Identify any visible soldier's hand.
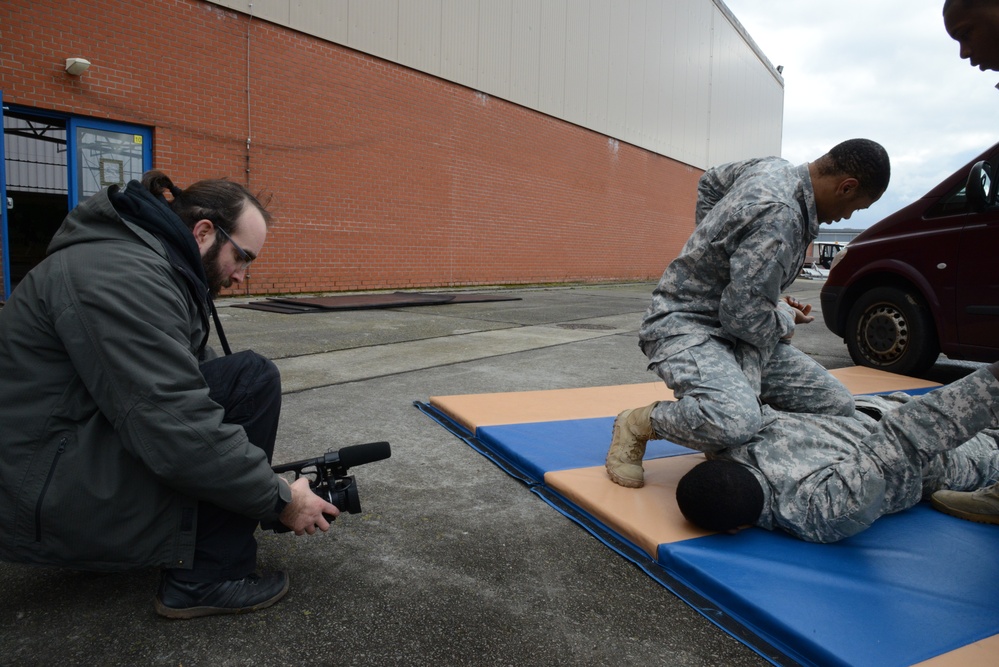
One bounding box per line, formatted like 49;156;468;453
782;296;814;324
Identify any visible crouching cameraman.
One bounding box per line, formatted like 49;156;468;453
0;170;337;619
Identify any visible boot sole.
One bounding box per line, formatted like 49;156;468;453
930;497;999;525
605;464;644;489
154;577;290;620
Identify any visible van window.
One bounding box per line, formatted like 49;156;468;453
925;156;999;219
924;180;969;219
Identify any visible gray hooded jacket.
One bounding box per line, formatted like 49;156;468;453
0;183;287;571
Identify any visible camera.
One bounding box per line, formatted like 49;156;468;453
269;441;391;530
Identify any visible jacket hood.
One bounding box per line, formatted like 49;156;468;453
110;181;208;288
48;182;211;303
47;182;221;356
47;186;134;254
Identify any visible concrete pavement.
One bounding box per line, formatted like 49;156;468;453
0;280;982;666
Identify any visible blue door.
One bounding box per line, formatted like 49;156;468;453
0;92;9;299
0;106;151;298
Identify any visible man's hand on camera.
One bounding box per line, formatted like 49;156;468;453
279;477;340;536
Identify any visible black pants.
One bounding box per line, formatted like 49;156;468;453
169;350;282;583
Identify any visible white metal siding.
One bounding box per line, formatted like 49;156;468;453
536;0;567;119
213;0;782;169
350;0;399;62
561;5;591;129
510;0;541;108
440;0;479;88
399;0;442;74
477;0;513;98
289;0;349;44
706;1;783;166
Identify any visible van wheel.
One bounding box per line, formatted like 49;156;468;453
845;286;939;375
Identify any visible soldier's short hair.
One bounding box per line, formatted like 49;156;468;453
944;0;999;14
816;138;891;200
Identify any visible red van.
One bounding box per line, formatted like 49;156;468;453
820;141;999;375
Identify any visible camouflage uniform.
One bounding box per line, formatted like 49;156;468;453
640;158;853;452
715;368;999;543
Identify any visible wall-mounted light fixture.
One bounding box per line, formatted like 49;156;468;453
65;58;91;76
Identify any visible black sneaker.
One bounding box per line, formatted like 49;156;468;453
154;571;289;619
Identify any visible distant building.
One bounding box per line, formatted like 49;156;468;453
1;0;783;297
816;229;865;245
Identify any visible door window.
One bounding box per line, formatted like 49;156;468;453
74;125;147;201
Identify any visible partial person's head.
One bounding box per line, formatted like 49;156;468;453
943;0;999;71
142;170;272;295
809;139;890;224
675;460;765;532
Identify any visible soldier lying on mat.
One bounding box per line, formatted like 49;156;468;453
671;365;999;543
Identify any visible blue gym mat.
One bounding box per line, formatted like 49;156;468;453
416;368;999;667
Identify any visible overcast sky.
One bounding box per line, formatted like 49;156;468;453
721;0;999;229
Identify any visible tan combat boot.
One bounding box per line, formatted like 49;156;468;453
930;483;999;525
605;402;659;488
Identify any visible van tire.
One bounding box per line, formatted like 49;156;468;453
845;286;939;375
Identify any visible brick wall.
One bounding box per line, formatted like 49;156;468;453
0;0;699;296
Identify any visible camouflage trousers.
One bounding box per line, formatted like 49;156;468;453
859;369;999;515
754;368;999;543
648;334;854;453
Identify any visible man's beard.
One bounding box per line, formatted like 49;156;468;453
201;239;230;298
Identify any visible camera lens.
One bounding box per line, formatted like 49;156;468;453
326;476;361;514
